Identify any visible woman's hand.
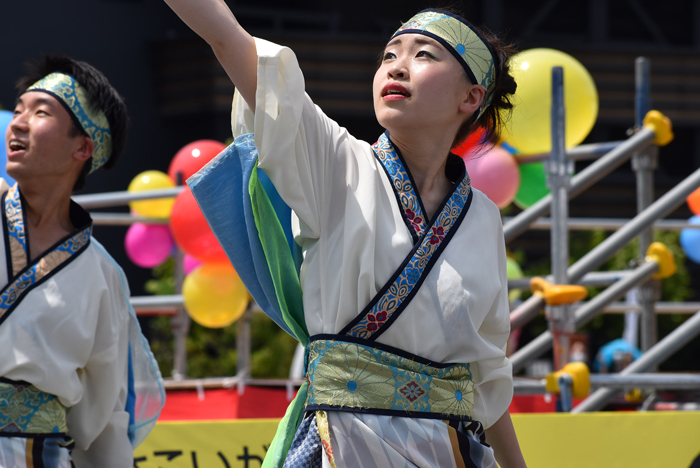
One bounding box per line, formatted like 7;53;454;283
484;409;528;468
163;0;258;107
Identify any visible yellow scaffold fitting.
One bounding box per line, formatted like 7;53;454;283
646;242;677;279
643;110;674;147
545;362;591;399
530;277;588;306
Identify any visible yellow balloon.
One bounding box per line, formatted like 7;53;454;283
128;170;175;218
183;263;249;328
502;48;598;155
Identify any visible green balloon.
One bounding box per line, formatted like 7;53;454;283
514;161;550;209
506;257;524;302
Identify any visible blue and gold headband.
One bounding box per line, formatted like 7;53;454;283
25;72;112;174
392;9;496;120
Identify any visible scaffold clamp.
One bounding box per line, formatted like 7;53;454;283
530;277;588;306
643;110;674;147
545;362;591;400
646;242;676;279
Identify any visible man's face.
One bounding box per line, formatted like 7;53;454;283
5;92;85;183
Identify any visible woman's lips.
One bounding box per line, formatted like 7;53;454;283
382;83;410;100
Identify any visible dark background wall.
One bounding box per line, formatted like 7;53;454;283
1;0;699;296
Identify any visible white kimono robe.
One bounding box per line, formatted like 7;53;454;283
0;183;134;468
233;39;513;467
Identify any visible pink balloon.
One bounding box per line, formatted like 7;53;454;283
125;223;174;268
183;254;203;275
462;145;520;208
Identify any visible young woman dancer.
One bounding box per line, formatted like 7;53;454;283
165;2;526;467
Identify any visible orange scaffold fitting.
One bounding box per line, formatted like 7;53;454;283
545;362;591;399
646;242;676;279
530;277;588;306
643;110;674;147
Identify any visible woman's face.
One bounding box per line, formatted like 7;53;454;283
373;34;483;138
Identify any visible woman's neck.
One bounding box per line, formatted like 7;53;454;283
390;131;455;221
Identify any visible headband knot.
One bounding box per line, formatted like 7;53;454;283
392;9;496;120
25;72;112;174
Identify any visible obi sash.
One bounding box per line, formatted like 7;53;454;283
189;132;473;467
0;378;68;437
305;336;474;420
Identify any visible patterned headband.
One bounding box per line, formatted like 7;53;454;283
392;9;496;120
25;72;112;174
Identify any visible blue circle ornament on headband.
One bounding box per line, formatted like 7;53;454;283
392;9;496;120
25;72;112;174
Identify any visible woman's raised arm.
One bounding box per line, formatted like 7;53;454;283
163;0;258;107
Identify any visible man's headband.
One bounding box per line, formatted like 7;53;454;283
25;72;112;174
392;9;496;120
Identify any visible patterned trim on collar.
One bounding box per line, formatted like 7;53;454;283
0;185;93;326
372;133;429;241
341;150;472;340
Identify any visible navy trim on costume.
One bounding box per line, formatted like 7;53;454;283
393;8;497;88
0;239;90;328
396;29;478;85
0;431;68;439
0;376;31;385
18;190;30;264
24;89;88;138
372;149;420;244
338;172;472;340
304;404;475;422
0;192;93;328
368;188;472;342
309;334;458;368
32;436;45;468
1;191;12;281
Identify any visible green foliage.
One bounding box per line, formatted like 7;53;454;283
144;257;298;379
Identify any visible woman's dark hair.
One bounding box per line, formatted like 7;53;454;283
16;55;129;191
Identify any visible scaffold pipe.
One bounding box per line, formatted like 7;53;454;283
510;261;658;374
573;307;700;413
514;374;700;394
504;127;655;243
509;166;700;330
74;187;184;209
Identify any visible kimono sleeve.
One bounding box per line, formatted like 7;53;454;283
232;38;343;240
470;216;514;429
67;267;132;467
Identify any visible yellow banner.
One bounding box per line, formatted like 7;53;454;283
135;412;700;467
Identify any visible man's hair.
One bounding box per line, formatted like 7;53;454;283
16;55;129;191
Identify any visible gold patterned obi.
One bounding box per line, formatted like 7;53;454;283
304;336;475;420
0;378;68;436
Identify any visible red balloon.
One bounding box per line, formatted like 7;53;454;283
169;187;228;263
168;140;226;184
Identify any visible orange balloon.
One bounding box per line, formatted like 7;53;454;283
688;187;700;215
169;187;228;263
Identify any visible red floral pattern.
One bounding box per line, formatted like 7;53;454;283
399;381;426;402
365;311;388;332
430;226;445;244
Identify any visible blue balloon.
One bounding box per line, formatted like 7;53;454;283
0;110;17;186
680;215;700;263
